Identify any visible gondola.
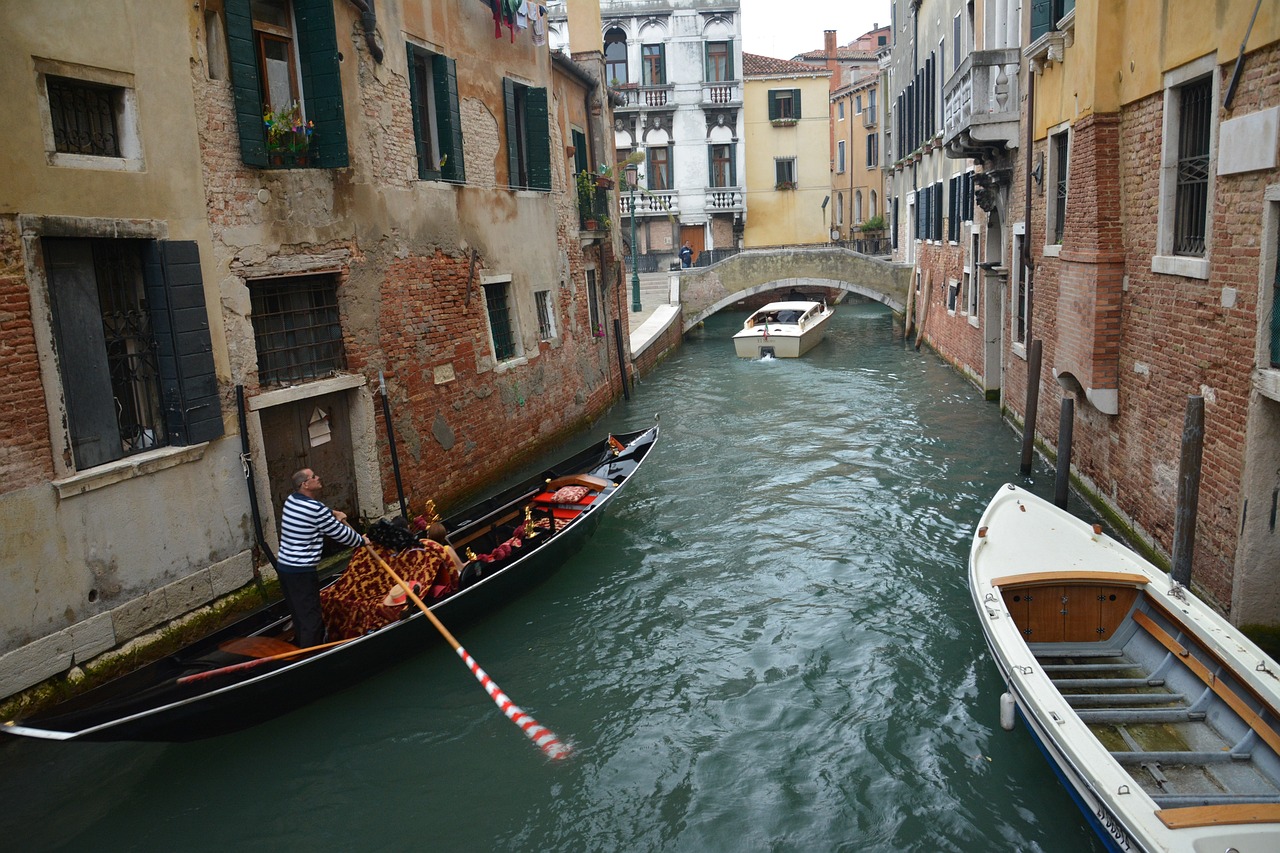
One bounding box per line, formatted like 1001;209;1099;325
970;484;1280;852
3;422;660;742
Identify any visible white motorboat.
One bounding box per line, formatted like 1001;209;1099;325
732;300;832;358
969;484;1280;852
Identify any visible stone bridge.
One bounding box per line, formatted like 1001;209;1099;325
679;247;912;331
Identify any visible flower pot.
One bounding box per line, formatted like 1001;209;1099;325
595;177;614;190
584;219;599;231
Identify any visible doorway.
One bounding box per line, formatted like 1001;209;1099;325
260;391;359;539
680;225;705;265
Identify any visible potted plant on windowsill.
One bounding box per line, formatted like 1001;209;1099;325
263;101;314;166
775;180;796;191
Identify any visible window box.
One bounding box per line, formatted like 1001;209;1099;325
770;118;798;128
775;181;796;191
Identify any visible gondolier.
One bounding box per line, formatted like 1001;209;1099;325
278;468;369;647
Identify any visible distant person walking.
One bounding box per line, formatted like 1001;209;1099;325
679;242;692;268
277;468;368;647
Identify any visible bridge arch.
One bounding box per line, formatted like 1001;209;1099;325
677;247;912;332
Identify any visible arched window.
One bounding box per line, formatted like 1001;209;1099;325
836;192;844;225
855;190;863;223
870;190;878;218
604;29;628;85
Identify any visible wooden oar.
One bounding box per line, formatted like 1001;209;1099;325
177;638;351;685
219;636;301;658
363;544;571;761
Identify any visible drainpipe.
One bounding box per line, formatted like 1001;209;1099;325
348;0;384;64
235;385;278;579
1022;62;1035;342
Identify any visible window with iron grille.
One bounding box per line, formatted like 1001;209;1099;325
250;275;346;385
46;76;122;157
1174;77;1211;256
535;289;556;340
586;269;601;337
483;281;517;361
1052;131;1069;244
775;158;796;189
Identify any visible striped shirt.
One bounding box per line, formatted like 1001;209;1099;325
277;492;363;572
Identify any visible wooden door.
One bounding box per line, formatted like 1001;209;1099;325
680;225;705;264
261;392;358;539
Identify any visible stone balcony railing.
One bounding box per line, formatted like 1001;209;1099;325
942;48;1021;161
615;84;675;109
705;187;744;212
700;81;742;107
621;188;679;217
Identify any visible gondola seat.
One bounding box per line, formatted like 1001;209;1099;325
321;542;456;640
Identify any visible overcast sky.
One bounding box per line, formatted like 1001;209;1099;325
739;0;891;61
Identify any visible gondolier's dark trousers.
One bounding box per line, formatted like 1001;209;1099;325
277;568;325;648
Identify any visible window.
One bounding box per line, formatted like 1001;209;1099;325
535;290;556;340
837;193;845;225
948;278;960;311
1031;0;1076;42
838;101;845;120
1050;130;1069;244
768;89;800;122
855;94;863;114
224;0;348;168
648;146;671;191
250;274;346;386
46;77;122;157
1013;230;1032;345
855;191;863;223
408;45;465;182
775;158;796;189
1173;78;1211;256
967;231;981;316
503;78;551;191
953;13;963;71
642;44;666;86
605;29;628;84
586;269;602;337
1155;58;1217;277
709;143;735;187
705;41;732;82
870;190;878;218
41;237;221;471
866;134;879;168
483;280;518;361
837;140;846;173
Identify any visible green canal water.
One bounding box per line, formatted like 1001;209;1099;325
1;301;1106;851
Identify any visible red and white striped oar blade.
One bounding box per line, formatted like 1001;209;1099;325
456;647;571;760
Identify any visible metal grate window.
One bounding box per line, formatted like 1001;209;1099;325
484;281;517;361
1174;77;1211;256
47;76;121;157
535;289;556;340
250;275;346;385
96;241;166;453
1053;133;1069;244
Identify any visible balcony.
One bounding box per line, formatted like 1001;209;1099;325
942;48;1021;162
705;187;744;213
861;105;877;128
614;84;675;110
700;81;742;107
621;188;679;218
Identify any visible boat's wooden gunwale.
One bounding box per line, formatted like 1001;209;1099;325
990;570;1151;589
1155;802;1280;829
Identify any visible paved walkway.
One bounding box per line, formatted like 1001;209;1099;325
625;271;681;359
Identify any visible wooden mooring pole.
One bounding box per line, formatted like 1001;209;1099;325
613;318;631;401
1171;395;1205;587
1020;340;1043;476
1054;396;1074;508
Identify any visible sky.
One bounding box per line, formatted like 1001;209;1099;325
739;0;891;61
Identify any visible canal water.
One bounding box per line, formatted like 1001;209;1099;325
2;301;1106;852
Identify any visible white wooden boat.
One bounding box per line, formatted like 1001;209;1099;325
969;484;1280;852
732;300;832;358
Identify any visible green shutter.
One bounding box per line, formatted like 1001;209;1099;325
503;78;519;188
768;91;779;121
1031;0;1054;41
730;143;737;186
434;54;465;182
142;241;223;446
706;145;713;185
406;45;431;180
572;129;589;177
793;88;802;119
704;42;711;81
526;87;551;191
294;0;348;168
726;40;735;81
224;0;268;167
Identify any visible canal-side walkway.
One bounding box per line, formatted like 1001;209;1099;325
627;271;681;362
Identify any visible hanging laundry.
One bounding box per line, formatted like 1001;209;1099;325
531;4;547;46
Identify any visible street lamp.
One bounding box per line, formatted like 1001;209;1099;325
626;162;641;312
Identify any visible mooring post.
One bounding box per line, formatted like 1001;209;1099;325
613;318;631;401
1020;339;1043;476
1171;395;1205;587
1054;396;1074;509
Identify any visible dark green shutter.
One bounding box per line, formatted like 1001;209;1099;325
406;44;432;180
142;241;223;446
572;129;589;177
294;0;348;167
503;78;519;188
793;88;802;119
704;42;711;81
434;54;465;182
224;0;267;167
726;40;735;80
729;143;737;186
1031;0;1054;41
526;87;551;191
706;146;713;185
768;91;779;120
